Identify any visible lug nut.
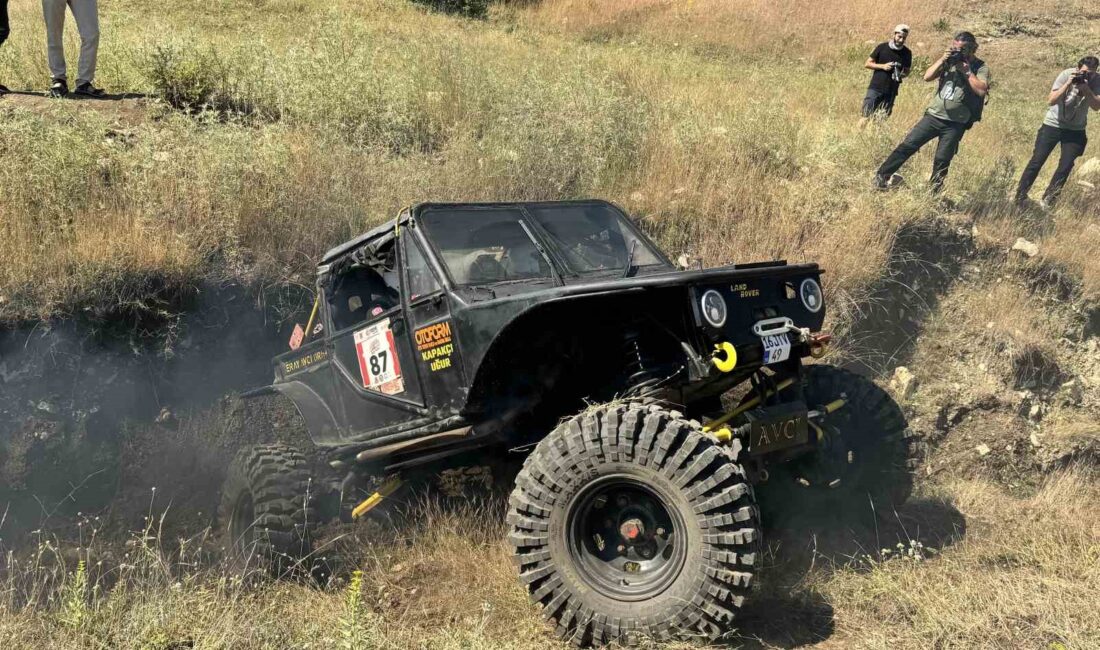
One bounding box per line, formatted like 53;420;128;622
616;495;629;508
655;527;666;537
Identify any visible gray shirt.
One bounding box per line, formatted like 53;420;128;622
1044;68;1100;130
926;60;990;124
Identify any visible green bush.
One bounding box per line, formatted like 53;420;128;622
145;44;225;110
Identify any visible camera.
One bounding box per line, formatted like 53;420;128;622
1071;70;1090;85
944;48;964;66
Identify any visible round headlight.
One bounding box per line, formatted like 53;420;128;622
700;289;727;328
800;278;823;313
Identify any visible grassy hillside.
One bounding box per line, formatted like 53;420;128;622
2;0;1099;648
2;0;1096;324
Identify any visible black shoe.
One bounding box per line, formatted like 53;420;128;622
0;83;10;95
48;79;68;98
74;82;105;97
873;174;889;191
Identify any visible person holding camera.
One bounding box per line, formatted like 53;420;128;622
874;32;990;193
859;24;912;126
1014;57;1100;208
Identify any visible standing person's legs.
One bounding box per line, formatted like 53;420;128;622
1015;125;1060;204
1;0;11;48
1042;130;1087;206
877;114;943;179
42;0;68;82
880;92;897;118
70;0;99;86
860;90;893;128
928;122;966;193
0;0;9;93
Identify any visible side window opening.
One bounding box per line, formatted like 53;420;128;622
404;235;442;302
327;241;402;331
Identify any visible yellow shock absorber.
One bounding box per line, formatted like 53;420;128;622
703;377;796;433
351;476;404;519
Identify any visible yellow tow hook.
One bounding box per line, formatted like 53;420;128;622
712;342;737;373
809;332;832;359
351;476;404;519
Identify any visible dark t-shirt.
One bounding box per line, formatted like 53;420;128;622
867;42;912;95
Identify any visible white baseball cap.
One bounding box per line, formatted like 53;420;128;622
894;24;910;34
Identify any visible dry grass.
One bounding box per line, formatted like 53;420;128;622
1;1;1099;647
818;469;1100;649
2;472;1097;649
3;0;1096;324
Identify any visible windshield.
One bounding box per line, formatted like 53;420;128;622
418;208;553;286
526;204;663;274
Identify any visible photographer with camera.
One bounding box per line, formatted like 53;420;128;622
859;24;912;126
874;32;989;193
1014;56;1100;209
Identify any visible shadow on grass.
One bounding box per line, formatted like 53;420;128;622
2;89;151;101
725;495;967;648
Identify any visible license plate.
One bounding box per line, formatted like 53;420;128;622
761;333;791;365
749;405;809;455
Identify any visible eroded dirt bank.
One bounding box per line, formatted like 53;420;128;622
0;284;310;543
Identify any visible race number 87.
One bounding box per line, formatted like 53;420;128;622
369;350;388;376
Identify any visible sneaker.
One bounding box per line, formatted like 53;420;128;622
873;174;889;191
0;83;9;95
48;79;68;98
74;82;105;97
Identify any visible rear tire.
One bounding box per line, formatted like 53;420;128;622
764;365;920;511
219;443;317;576
508;404;759;646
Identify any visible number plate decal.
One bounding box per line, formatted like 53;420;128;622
760;333;791;365
354;319;405;395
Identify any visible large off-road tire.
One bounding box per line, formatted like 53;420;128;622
219;443;318;576
508;404;760;646
768;365;920;510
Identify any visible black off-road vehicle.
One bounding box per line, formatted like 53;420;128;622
222;200;918;645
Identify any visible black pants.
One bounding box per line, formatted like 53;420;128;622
1015;124;1088;205
877;114;968;192
0;0;10;48
861;88;896;117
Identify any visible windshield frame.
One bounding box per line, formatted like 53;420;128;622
413;201;670;287
521;203;668;277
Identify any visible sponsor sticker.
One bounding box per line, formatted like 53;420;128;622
282;349;327;375
288;323;305;350
354;319;404;394
415;320;455;372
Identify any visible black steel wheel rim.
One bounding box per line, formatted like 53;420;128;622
566;474;687;601
799;410;869;489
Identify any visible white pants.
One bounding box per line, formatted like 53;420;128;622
43;0;99;84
